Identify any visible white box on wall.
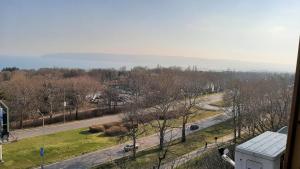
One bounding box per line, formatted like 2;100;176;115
235;131;286;169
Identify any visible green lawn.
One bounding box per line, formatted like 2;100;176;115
209;100;225;107
0;110;220;169
95;119;233;169
0;128;120;169
140;110;221;137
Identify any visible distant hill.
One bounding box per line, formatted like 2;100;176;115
0;53;294;72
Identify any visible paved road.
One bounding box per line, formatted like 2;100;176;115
12;93;223;141
11;114;121;140
196;93;223;111
44;109;230;169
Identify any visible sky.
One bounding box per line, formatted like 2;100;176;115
0;0;299;70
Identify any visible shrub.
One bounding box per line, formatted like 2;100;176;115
103;122;123;129
105;126;128;136
89;125;105;133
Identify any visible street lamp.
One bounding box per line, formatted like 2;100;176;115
63;88;66;123
37;109;44;129
37;109;45;169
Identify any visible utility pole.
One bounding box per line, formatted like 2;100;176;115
37;110;44;169
63;88;66;123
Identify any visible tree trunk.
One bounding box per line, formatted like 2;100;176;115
108;100;111;111
20;111;24;129
132;130;137;159
113;101;116;111
159;129;164;150
237;104;241;138
157;158;162;169
181;117;186;142
50;114;53;124
75;106;79;120
69;108;72;119
50;102;53;123
157;149;168;169
233;104;237;144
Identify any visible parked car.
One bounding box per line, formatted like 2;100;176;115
123;143;139;152
190;124;199;130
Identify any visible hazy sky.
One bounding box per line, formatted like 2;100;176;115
0;0;299;65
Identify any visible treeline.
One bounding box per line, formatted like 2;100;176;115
0;67;220;129
0;67;293;131
90;68;293;168
190;72;294;169
0;71;102;129
224;72;294;142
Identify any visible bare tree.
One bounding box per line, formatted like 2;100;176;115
2;72;38;128
143;72;180;169
122;69;148;159
102;85;120;111
177;76;204;142
146;73;179;151
38;80;61;120
63;76;101;120
122;109;145;159
155;130;176;169
225;74;293;140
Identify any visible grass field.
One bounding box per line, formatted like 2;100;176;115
141;110;221;137
0;128;119;169
209;100;225;107
0;110;220;169
95;119;233;169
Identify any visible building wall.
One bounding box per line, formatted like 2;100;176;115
291;124;300;168
235;151;280;169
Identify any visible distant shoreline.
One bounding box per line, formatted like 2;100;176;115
0;53;294;73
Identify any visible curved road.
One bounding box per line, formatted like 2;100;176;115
12;93;223;141
43;94;229;169
44;113;230;169
7;93;225;169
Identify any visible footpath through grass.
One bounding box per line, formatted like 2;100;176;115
95;119;233;169
0;110;219;169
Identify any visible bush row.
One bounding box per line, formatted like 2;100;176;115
89;121;129;136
